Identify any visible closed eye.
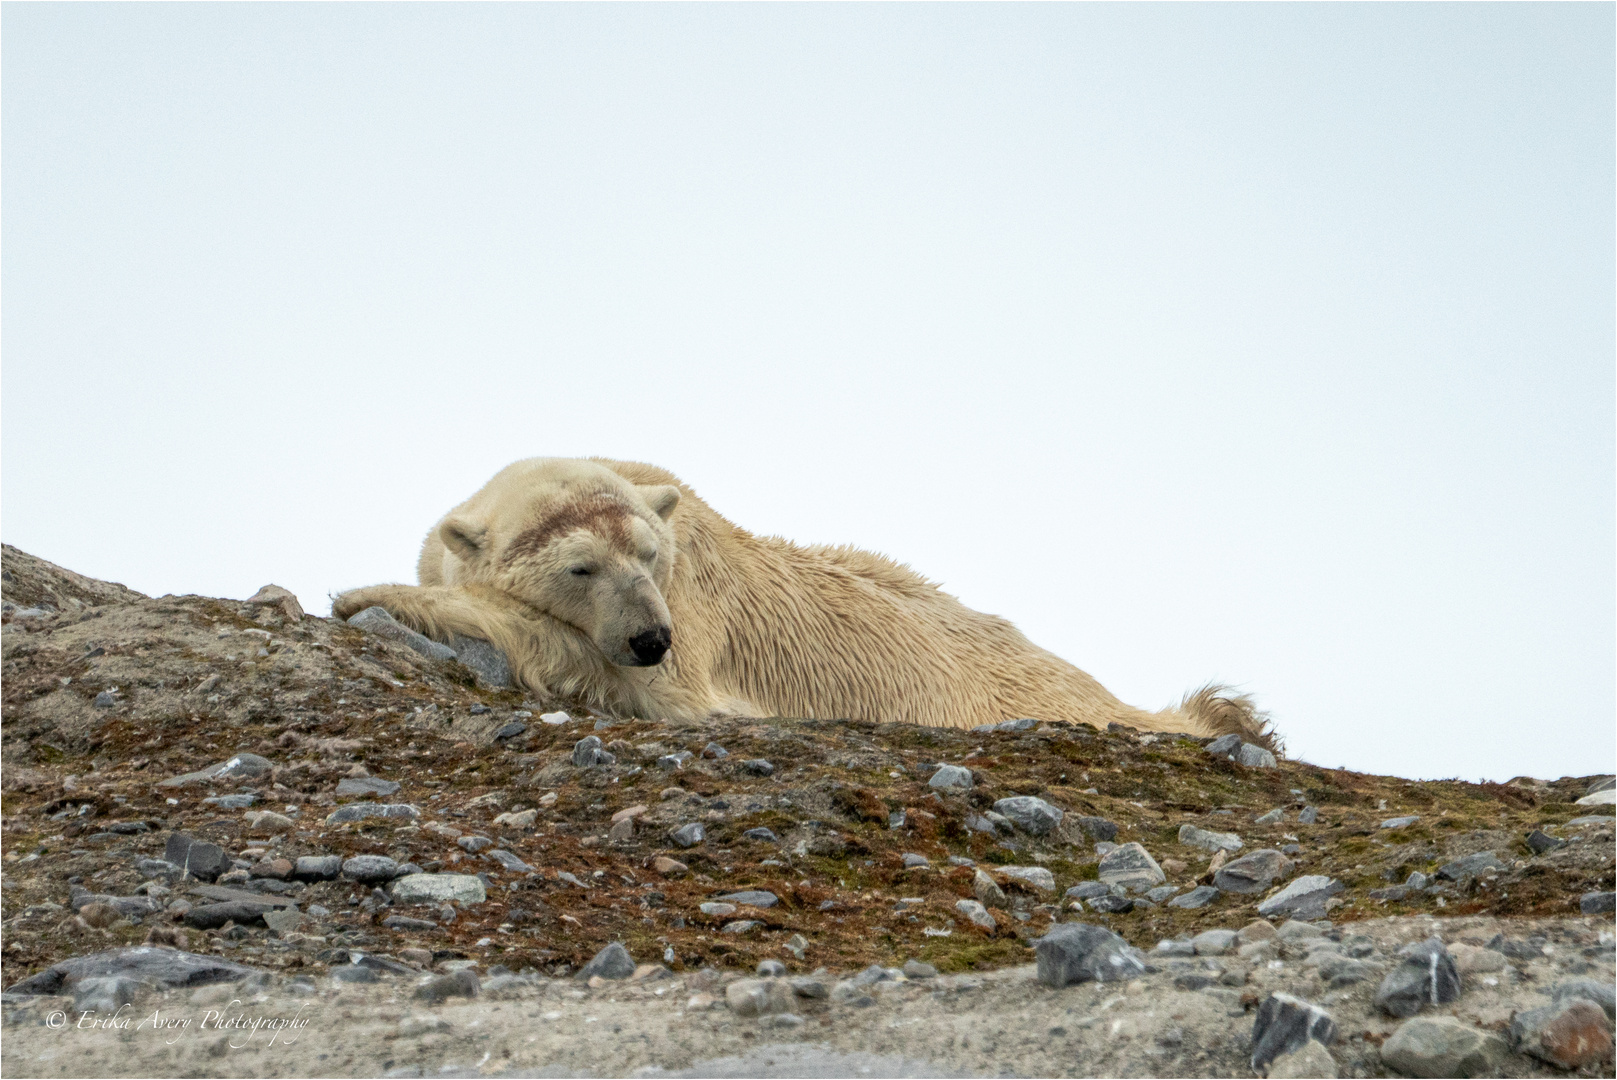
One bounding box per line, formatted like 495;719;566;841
569;566;592;577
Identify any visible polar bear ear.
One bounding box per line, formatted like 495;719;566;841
639;485;681;522
439;517;488;563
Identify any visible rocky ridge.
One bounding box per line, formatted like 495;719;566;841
1;545;1612;1077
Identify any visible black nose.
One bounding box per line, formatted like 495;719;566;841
628;626;671;666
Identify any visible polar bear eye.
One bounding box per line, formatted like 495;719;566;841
569;566;592;577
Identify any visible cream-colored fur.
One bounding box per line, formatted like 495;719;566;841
333;458;1272;745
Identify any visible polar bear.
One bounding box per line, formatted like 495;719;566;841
333;458;1272;743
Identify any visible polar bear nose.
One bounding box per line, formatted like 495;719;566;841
628;626;671;666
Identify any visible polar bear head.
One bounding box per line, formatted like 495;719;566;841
433;459;682;668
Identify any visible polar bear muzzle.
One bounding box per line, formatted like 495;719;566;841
626;626;672;666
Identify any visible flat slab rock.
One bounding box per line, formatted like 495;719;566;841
6;947;259;996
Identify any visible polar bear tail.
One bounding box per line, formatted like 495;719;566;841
1175;683;1281;755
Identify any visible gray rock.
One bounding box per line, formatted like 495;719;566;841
715;890;779;908
292;855;342;882
1032;922;1148;986
1579;891;1615;914
1154;939;1196;957
902;960;938;979
6;947;258;996
446;634;511;688
1375;937;1460;1018
72;975;146;1014
1255;808;1284;825
756;959;787;977
336;777;401;798
1257;875;1344;920
1589;775;1617;795
743;828;778;843
972;717;1038;733
1552;978;1616;1020
184;901;274;930
1065;882;1112;901
493;721;527;741
573;736;606;768
1204;734;1243;758
1525;829;1565;854
702;742;729;759
342;855;400;884
1380;816;1420;829
1251;992;1337;1072
415;969;480;1003
1168;885;1220;909
1298;806;1319;825
324;802;420;825
992;796;1063;835
954;899;996;930
1567;815;1616;826
670;823;705;848
1086;895;1135;913
1237;743;1278;768
389;874;486;905
1381;1016;1506;1078
136;858;184;880
727;977;796;1016
1317;955;1375;988
888;809;907;829
203;794;258;809
484;850;533;873
93;690;118;708
457;836;493;854
332;965;377;983
1073;816;1118;842
1405;870;1432;890
1144;885;1179;904
1097;842;1165;891
1178;824;1243;852
1214;849;1292;894
722;920;762;934
1436;852;1504;881
901;853;930;868
741;759;775;776
162;834;232;882
262;908;307;935
926;765;973;791
1192;929;1238;955
657;752;693;769
852;964;901;988
997;865;1056;892
790;977;828;998
699;902;736;917
576;942;635;980
382;915;437;932
1267;1040;1339;1079
348;606;457;661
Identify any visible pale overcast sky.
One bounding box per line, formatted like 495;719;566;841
4;4;1612;784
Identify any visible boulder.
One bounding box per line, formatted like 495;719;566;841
1032;922;1147;986
1251;992;1337;1072
1375;937;1460;1018
1097;843;1165;892
5;947;257;996
389;874;487;905
992;796;1063;835
1214;849;1292;895
1382;1016;1508;1078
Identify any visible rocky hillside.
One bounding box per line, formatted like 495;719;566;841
1;545;1612;1077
